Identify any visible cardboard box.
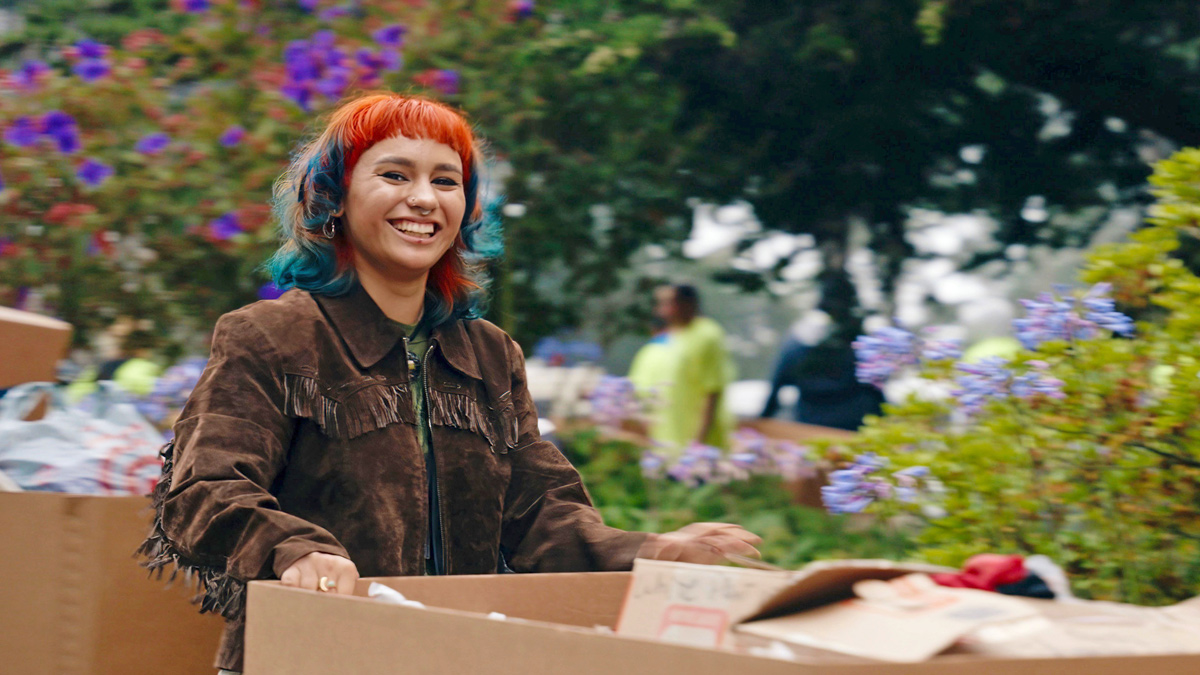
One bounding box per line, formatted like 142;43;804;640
0;306;73;390
0;492;226;675
245;569;1200;675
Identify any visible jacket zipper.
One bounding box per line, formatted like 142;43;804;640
423;340;449;575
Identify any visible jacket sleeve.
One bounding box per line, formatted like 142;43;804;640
138;312;349;619
499;336;652;572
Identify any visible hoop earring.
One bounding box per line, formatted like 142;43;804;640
322;215;337;239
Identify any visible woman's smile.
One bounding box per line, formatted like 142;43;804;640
388;217;439;241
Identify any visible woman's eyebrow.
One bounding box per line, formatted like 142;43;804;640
373;156;462;175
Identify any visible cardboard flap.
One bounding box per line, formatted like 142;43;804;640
616;558;952;650
738;575;1039;663
746;559;953;622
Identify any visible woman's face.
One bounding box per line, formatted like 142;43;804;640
340;134;467;281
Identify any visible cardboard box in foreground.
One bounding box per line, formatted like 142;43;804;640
0;305;72;390
246;570;1200;675
0;492;226;675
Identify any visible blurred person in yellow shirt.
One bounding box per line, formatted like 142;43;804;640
628;284;736;453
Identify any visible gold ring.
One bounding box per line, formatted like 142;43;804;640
318;576;337;592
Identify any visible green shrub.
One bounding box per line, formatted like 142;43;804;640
835;149;1200;605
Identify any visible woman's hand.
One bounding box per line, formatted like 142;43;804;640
637;522;763;565
279;551;359;596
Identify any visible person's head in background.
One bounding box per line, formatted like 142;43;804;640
654;283;700;329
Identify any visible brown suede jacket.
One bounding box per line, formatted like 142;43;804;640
138;282;649;671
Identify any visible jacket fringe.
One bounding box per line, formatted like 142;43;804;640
427;390;519;453
428;390;494;443
135;440;246;621
284;373;416;439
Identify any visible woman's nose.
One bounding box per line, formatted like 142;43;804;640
408;181;437;212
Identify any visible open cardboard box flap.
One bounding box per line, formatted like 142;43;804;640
617;558;1200;663
744;558;954;620
614;557;952;647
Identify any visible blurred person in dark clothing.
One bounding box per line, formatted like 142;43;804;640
760;308;883;431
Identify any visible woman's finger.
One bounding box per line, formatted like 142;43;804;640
685;541;726;565
724;527;763;546
334;562;359;597
706;535;761;560
298;564;318;592
279;565;301;587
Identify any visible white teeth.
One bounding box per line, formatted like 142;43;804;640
390;220;435;236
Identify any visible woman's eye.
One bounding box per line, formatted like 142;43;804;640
381;171;407;181
433;177;460;187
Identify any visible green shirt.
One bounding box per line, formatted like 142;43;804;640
389;319;431;456
628;316;736;453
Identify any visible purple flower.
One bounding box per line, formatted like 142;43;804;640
378;48;403;72
433;69;460;96
639;451;667;480
1014;284;1132;349
1081;283;1135;337
1011;361;1067;400
51;129;80;153
40;110;82;154
73;58;111;82
0;169;5;194
50;127;80;153
311;30;337;51
258;282;286;300
134;132;171;155
76;158;114;187
357;47;403;75
953;357;1067;416
952;357;1012;416
511;0;535;19
284;41;320;80
42;110;77;135
4;116;39;148
297;0;319;11
853;326;918;387
181;0;210;11
821;453;893;514
280;32;357;108
319;5;352;20
281;82;313;111
314;68;350;99
210;212;242;240
219;125;246;147
921;338;962;362
75;40;111;59
14;60;50;90
589;375;641;429
372;24;407;48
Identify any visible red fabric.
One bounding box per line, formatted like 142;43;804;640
930;554;1026;591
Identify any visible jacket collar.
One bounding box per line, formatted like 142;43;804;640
313;282;482;380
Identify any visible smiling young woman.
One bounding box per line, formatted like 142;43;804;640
138;93;761;675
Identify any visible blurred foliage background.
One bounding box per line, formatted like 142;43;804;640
3;0;1200;356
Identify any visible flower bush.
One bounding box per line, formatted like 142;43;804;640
835;149;1200;605
562;428;914;567
0;2;530;350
